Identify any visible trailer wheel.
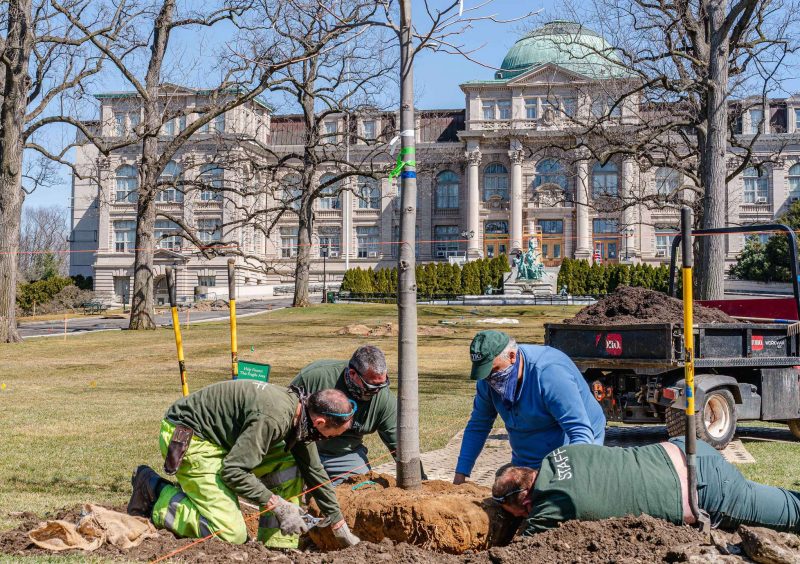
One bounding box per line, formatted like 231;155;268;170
789;419;800;440
665;389;737;450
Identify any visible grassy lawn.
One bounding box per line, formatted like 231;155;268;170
1;302;799;541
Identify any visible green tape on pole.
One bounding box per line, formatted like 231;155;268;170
399;147;415;156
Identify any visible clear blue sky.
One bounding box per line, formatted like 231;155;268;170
23;0;799;213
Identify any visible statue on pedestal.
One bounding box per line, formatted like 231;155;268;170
513;237;545;282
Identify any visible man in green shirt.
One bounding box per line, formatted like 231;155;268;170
126;380;360;548
492;438;800;535
291;345;398;485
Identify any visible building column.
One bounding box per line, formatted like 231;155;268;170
622;158;639;260
575;159;591;258
466;146;482;258
509;146;525;252
342;182;353;268
771;160;787;217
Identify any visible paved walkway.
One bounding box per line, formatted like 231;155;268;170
373;425;794;486
18;298;292;339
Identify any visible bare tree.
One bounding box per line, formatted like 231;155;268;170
19;205;69;280
527;1;797;298
1;0;125;342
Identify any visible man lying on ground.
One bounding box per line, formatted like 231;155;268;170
127;380;360;548
492;438;800;534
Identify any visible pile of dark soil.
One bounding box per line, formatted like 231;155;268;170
571;286;738;325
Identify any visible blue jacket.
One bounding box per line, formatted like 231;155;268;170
455;344;606;474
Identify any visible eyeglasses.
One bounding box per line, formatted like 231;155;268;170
491;487;527;504
349;366;390;394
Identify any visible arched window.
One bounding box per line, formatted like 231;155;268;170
655;167;680;197
483;163;508;200
318;173;341;210
199;164;224;202
533;159;567;190
435;170;459;209
281;174;302;211
357;177;381;209
743;167;769;204
157;161;183;203
788;163;800;199
591;161;618;197
115;165;138;203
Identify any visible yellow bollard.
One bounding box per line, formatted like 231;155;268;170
167;267;189;397
228;259;238;379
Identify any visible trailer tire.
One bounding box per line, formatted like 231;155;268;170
789;419;800;440
664;389;737;450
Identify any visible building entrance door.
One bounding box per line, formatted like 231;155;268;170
484;220;509;258
594;239;619;262
155;275;169;306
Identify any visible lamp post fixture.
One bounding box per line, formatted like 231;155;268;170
622;227;635;262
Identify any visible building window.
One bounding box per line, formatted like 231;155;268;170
562;98;577;118
318;173;341;210
525;98;537;119
115;165;138;203
434;225;462;257
319;226;341;257
281;174;302;211
591;96;620;118
655;232;677;257
113;220;136;252
750;108;764;134
795;109;800;132
357;226;379;258
357;177;381;209
155;220;181;250
482;100;495;120
198;218;221;243
197;275;216;287
435;170;459;209
156;161;184;202
363;120;376;140
113;276;130;301
215;113;225;133
788;163;800;199
539;219;563;234
280;227;298;258
534;159;567;190
323;120;337;143
199;164;224;202
743;167;769;204
592;161;619;197
483;162;509;200
497;100;511;120
593;218;619;233
114;112;125;136
655;167;680;197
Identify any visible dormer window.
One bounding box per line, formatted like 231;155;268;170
363;120;376;140
750;108;764;134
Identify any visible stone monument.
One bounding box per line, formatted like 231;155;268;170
504;237;555;295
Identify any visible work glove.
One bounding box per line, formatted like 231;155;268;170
331;519;360;547
269;495;310;536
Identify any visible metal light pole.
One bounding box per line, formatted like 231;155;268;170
321;246;328;304
396;0;422;489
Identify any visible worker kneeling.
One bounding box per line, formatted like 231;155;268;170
493;438;800;535
126;380;360;548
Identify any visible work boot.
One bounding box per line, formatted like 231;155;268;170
127;465;167;518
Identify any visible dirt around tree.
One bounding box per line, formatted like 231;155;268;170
570;286;738;325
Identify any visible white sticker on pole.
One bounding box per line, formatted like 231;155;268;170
389;130;416;155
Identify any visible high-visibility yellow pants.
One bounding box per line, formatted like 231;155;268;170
150;419;302;547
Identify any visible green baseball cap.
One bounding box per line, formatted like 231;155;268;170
469;330;510;380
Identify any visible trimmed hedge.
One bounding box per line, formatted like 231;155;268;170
340;255;511;297
556;258;672;296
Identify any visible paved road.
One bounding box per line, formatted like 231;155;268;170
19;297;294;339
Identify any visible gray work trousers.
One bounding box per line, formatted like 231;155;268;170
319;445;371;486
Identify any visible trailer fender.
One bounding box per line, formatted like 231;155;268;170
665;374;742;410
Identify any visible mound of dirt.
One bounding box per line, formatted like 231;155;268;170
307;473;505;554
337;324;453;337
571;286;738;325
191;299;229;312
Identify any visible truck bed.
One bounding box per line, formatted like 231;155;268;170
544;322;800;370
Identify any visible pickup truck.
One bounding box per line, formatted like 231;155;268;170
544;224;800;449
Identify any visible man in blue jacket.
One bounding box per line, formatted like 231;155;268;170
453;330;606;484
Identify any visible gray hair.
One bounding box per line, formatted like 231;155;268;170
350;345;387;377
498;337;518;361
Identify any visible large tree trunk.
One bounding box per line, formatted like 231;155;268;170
396;0;422;489
0;0;32;343
128;0;174;329
697;0;730;301
293;203;313;307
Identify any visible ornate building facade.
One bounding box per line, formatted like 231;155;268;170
70;21;800;300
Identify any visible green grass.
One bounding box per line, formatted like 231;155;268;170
2;302;800;551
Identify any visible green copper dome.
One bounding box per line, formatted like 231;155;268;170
496;21;625;80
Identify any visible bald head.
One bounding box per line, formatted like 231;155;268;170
492;466;538;517
308;389;355;429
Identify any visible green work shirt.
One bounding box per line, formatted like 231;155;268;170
524;443;683;535
163;380;342;522
290;360;397;459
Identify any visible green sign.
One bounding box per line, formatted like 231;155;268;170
236;360;270;382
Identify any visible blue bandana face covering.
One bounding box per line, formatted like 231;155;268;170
486;354;521;407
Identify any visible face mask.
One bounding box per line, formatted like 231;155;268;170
286;386;324;450
486;354;521;407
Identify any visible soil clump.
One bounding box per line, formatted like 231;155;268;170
570;286;738;325
337;323;453;337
